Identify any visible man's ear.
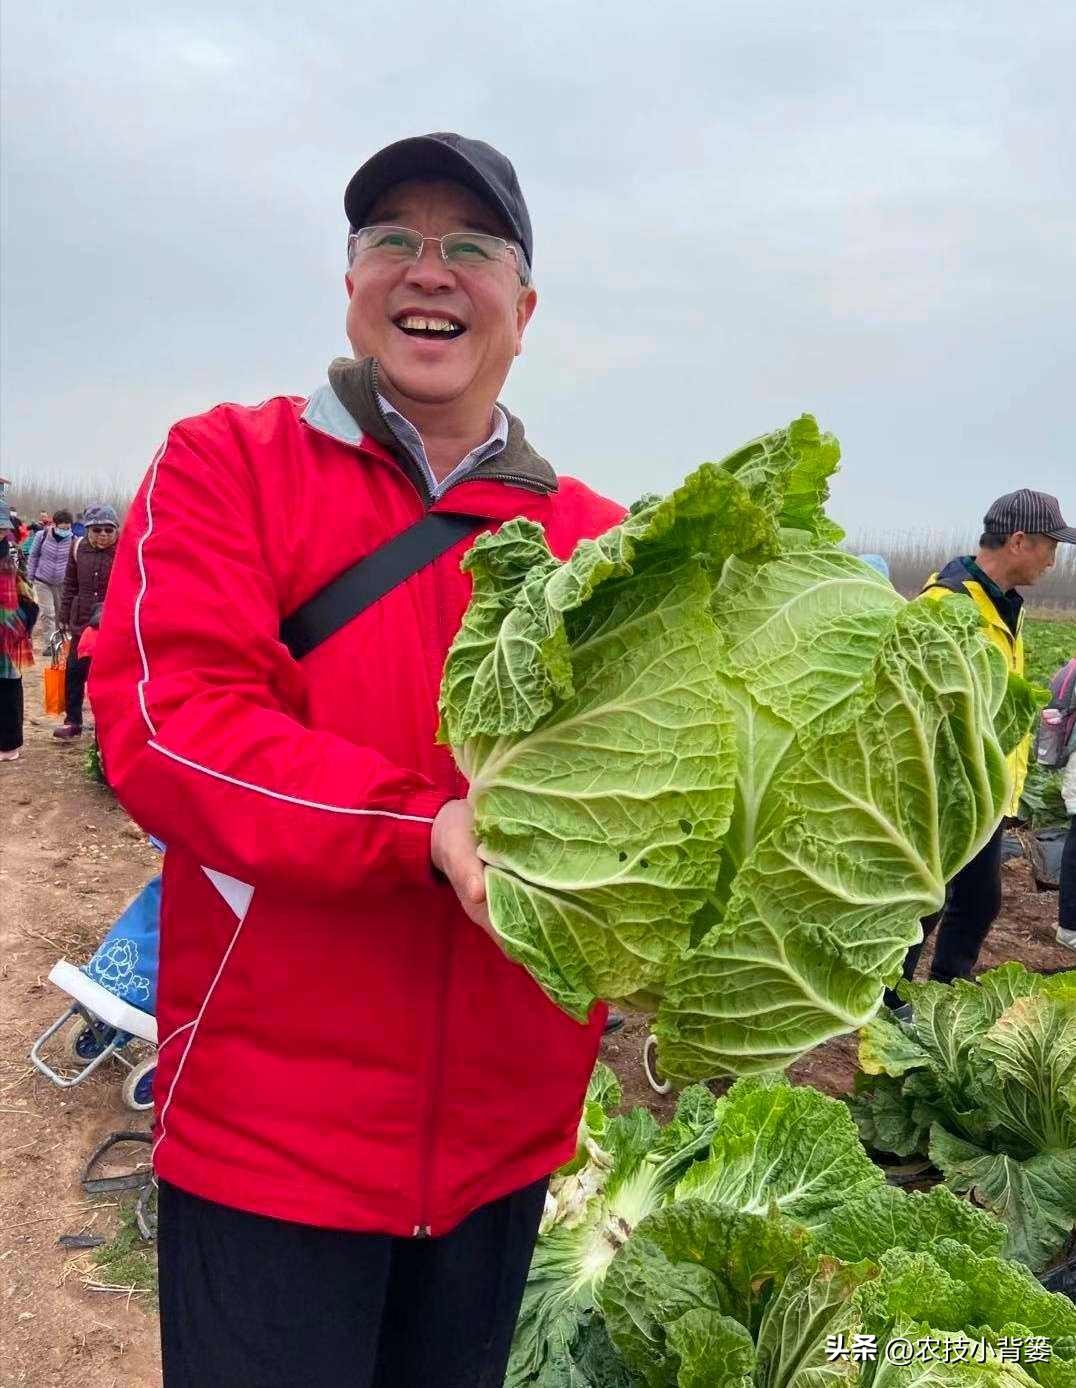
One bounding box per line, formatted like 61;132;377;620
514;285;538;356
344;272;355;298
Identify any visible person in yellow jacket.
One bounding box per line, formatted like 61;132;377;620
883;488;1076;1010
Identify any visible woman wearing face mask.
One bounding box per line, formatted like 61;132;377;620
53;505;120;741
27;508;74;647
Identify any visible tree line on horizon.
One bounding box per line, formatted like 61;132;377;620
6;470;1075;610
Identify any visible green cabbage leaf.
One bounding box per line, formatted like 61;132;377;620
439;464;763;1019
849;964;1076;1272
509;1071;1074;1387
440;418;1039;1074
655;596;1023;1080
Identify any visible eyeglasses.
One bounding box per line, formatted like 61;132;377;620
347;225;530;284
87;525;117;534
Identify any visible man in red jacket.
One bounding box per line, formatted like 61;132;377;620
91;134;624;1387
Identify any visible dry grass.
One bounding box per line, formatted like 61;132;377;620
6;468;1074;610
3;470;132;523
848;530;1076;610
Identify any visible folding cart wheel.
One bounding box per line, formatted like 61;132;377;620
65;1020;119;1067
642;1033;672;1095
121;1057;156;1112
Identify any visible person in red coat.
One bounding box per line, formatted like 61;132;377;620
90;134;624;1388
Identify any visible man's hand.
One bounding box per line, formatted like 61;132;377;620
430;799;496;942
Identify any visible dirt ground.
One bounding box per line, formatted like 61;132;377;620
2;657;1071;1388
1;669;162;1388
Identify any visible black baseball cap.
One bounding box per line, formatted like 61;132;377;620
344;133;533;270
983;489;1076;544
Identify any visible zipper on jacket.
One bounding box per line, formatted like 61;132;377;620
317;372;446;1235
321;414;452;1238
458;471;553;495
412;542;464;1240
414;805;454;1240
364;367;549;1236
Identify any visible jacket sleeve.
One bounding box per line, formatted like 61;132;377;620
59;542;79;627
26;530;44;583
90;426;453;902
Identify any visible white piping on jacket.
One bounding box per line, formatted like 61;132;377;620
147;740;437;823
156;1018;196;1053
152;870;255;1164
131;430;437;827
134;441;167;738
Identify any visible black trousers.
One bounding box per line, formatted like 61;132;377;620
0;677;23;752
64;652;91;727
884;824;1004;1008
157;1176;547;1388
1061;817;1076;934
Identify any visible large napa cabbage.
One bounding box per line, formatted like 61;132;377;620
438;418;1041;1079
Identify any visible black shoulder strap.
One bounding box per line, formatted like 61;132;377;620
281;512;481;660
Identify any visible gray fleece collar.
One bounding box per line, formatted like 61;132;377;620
302;357;557;495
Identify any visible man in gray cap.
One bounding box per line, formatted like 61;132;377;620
884;488;1075;1010
91;136;624;1387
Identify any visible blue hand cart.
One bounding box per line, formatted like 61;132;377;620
30;874;161;1111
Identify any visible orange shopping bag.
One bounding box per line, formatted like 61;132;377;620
43;638;68;717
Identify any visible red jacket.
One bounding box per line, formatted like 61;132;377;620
91;359;625;1237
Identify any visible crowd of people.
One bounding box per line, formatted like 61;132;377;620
0;131;1073;1388
0;500;119;759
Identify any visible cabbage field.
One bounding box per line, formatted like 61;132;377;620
508;1049;1075;1387
436;419;1076;1384
1022;620;1076;828
1026;618;1076;688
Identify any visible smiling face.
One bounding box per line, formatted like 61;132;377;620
344;179;536;422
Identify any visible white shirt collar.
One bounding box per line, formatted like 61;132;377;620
376;394;509;499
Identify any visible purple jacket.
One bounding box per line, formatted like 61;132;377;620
27;527;74;586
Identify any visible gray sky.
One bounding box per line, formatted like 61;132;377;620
2;0;1074;544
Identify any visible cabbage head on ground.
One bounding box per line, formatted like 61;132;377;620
509;1072;1075;1388
849;962;1076;1274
